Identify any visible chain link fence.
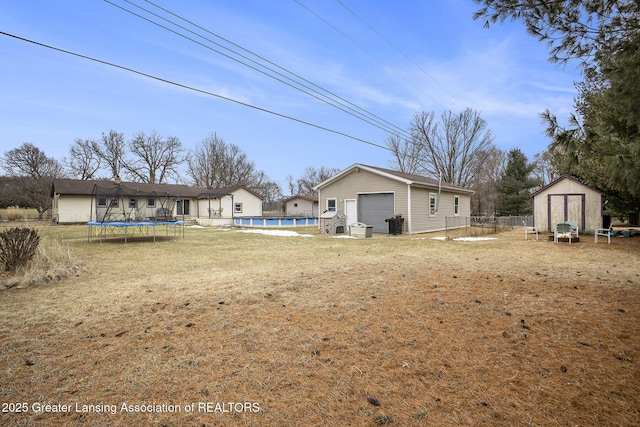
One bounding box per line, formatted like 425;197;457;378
445;216;533;239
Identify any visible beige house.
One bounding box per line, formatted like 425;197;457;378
51;179;263;225
283;195;318;216
195;186;264;226
314;164;473;234
531;175;605;234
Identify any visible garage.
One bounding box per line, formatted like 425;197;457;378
358;193;394;232
314;164;473;234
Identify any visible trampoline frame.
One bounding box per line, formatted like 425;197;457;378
87;221;185;243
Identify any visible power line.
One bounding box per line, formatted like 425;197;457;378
105;0;413;142
294;0;445;108
138;0;412;141
335;0;466;108
0;31;392;152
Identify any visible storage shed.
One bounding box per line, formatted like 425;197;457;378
531;175;605;234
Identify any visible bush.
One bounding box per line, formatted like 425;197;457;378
0;227;40;271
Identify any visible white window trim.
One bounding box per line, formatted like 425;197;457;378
234;202;243;213
429;192;437;217
326;198;337;212
454;195;460;216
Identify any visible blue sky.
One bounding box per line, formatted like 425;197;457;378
0;0;581;190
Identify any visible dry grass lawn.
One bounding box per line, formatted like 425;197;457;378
1;223;639;426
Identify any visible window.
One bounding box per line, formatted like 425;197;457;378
454;195;460;215
147;198;156;208
129;198;137;209
97;196;107;207
327;198;337;212
234;202;243;213
294;203;298;207
429;193;437;216
109;198;119;208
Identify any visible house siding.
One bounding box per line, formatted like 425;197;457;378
53;179;263;224
56;195;92;223
285;198;317;216
319;168;408;230
410;189;470;233
317;166;472;234
230;188;263;217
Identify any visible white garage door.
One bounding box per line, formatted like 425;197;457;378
358;193;394;232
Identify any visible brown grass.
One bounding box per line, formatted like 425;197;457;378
1;223;639;426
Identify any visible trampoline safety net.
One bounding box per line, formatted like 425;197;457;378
91;183;176;223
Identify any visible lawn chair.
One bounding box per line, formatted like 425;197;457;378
595;225;614;244
523;220;538;241
567;220;579;238
554;223;573;244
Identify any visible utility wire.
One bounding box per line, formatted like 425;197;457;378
107;0;413;142
137;0;413;141
0;31;392;152
335;0;466;108
294;0;444;108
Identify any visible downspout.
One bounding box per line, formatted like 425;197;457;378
435;173;442;213
406;183;412;234
317;189;321;232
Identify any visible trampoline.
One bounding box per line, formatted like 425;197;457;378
88;220;184;243
87;182;186;243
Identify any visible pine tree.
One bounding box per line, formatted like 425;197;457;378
497;149;540;215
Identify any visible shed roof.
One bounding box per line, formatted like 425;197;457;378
314;163;474;194
531;175;604;197
283;194;318;203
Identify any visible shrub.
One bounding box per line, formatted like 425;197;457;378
0;227;41;271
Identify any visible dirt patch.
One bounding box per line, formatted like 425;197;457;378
0;226;638;426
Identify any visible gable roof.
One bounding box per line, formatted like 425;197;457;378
531;175;605;197
52;179;264;200
314;163;474;194
196;185;264;200
283;194;318;203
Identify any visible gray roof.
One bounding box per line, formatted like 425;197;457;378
315;163;474;194
52;179;264;200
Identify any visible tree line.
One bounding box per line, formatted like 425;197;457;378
386;108;547;217
2;1;637;222
387;0;639;223
473;0;639;223
0;132;340;217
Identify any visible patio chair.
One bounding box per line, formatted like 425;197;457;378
595;225;614;244
523;220;538;241
567;220;579;238
554;223;573;244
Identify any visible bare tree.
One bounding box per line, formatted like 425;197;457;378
531;150;558;187
388;108;494;187
125;131;184;184
386;120;432;176
64;138;101;180
91;130;126;180
186;133;274;193
295;166;340;195
285;174;298;197
251;170;283;203
0;142;63;218
469;147;506;215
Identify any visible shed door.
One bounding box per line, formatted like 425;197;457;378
358;193;394;232
548;194;585;232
